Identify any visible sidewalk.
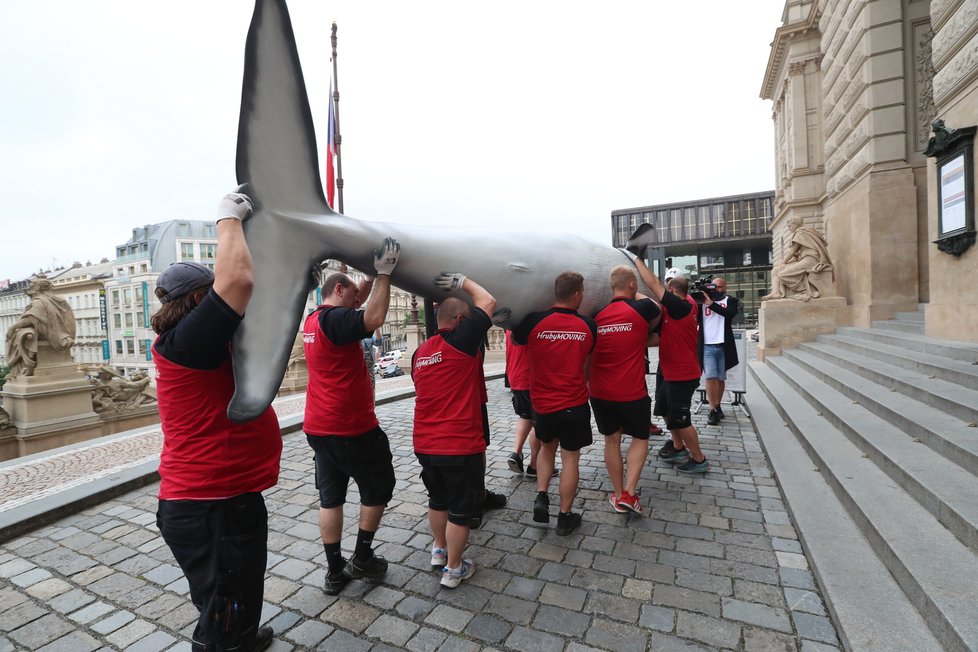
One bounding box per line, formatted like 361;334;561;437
0;365;841;651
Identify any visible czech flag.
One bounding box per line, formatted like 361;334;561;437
325;78;337;209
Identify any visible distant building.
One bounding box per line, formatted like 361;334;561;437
48;261;115;374
611;191;775;323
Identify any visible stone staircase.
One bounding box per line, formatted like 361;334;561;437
747;307;978;651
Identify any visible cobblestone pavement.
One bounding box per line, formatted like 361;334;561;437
0;369;841;651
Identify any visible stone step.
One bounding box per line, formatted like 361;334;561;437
746;363;943;652
835;327;978;363
802;338;978;428
816;332;978;395
772;351;978;553
749;361;978;651
871;319;925;334
894;310;926;323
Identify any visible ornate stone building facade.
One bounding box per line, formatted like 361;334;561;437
762;0;977;342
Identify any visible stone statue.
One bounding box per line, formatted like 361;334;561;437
91;366;156;414
762;217;834;301
0;405;10;429
4;276;75;378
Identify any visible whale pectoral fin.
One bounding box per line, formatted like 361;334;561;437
625;223;656;255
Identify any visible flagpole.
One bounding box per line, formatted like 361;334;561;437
330;21;345;215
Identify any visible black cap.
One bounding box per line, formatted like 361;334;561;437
156;262;215;303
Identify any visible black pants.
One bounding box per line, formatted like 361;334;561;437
157;493;267;652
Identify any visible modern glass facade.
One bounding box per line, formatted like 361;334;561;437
611;191;775;324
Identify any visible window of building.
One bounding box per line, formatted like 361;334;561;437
178;223;190;237
138;340;148;356
140;263;148;273
137;311;145;328
126;339;135;355
200;243;217;260
128;266;135;275
112;290;120;306
125;313;134;328
180;242;195;260
123;288;132;304
115;340;123;354
135;285;142;303
114;313;122;328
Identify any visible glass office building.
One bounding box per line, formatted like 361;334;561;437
611;190;775;324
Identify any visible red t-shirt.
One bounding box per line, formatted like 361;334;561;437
505;330;531;391
412;308;492;455
155;350;281;500
659;292;700;381
303;305;379;436
512;307;597;414
590;297;660;401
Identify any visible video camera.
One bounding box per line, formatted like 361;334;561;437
689;275;718;303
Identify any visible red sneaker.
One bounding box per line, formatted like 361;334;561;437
608;492;627;513
649;423;663;436
617;491;642;514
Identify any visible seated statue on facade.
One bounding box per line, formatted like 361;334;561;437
91;367;156;414
762;217;835;301
4;277;76;378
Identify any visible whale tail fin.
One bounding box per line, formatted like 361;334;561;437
228;0;335;422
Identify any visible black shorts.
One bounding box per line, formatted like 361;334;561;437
481;403;490;447
591;396;651;439
416;453;485;526
533;402;593;452
306;426;395;508
511;390;533;420
653;378;699;430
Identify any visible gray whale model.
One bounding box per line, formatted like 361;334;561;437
229;0;652;422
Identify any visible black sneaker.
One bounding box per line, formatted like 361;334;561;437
525;465;558;479
676;457;710;474
324;565;351;595
555;512;582;536
707;409;720;426
507;452;524;474
658;440;678;458
347;553;388;580
483;490;507;510
247;626;274;652
533;492;550;523
717;405;726;420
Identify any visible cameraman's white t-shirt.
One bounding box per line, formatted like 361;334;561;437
702;297;728;345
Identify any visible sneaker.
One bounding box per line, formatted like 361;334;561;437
555;512;582;536
717;405;726;420
346;553;388;580
707;409;720;426
608;492;628;514
617;491;642;514
507;452;524;474
468;513;483;530
649;422;664;436
247;626;274;652
483;490;507;510
323;565;351;595
657;439;678;458
676;457;710;474
661;447;690;464
430;546;447;569
440;559;476;589
533;492;550;523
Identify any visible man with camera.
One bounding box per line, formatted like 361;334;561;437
697;277;739;426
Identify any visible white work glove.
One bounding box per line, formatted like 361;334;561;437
373;237;401;276
216;192;254;223
434;272;466;292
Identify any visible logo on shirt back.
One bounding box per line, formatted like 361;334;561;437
537;330;587;342
415;351;443;368
597;322;633;335
303;332;315;344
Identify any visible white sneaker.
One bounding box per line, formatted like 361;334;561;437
440;559;476;589
430;547;447;569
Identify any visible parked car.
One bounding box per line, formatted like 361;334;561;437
376;359;404;378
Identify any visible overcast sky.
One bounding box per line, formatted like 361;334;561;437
0;1;785;282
